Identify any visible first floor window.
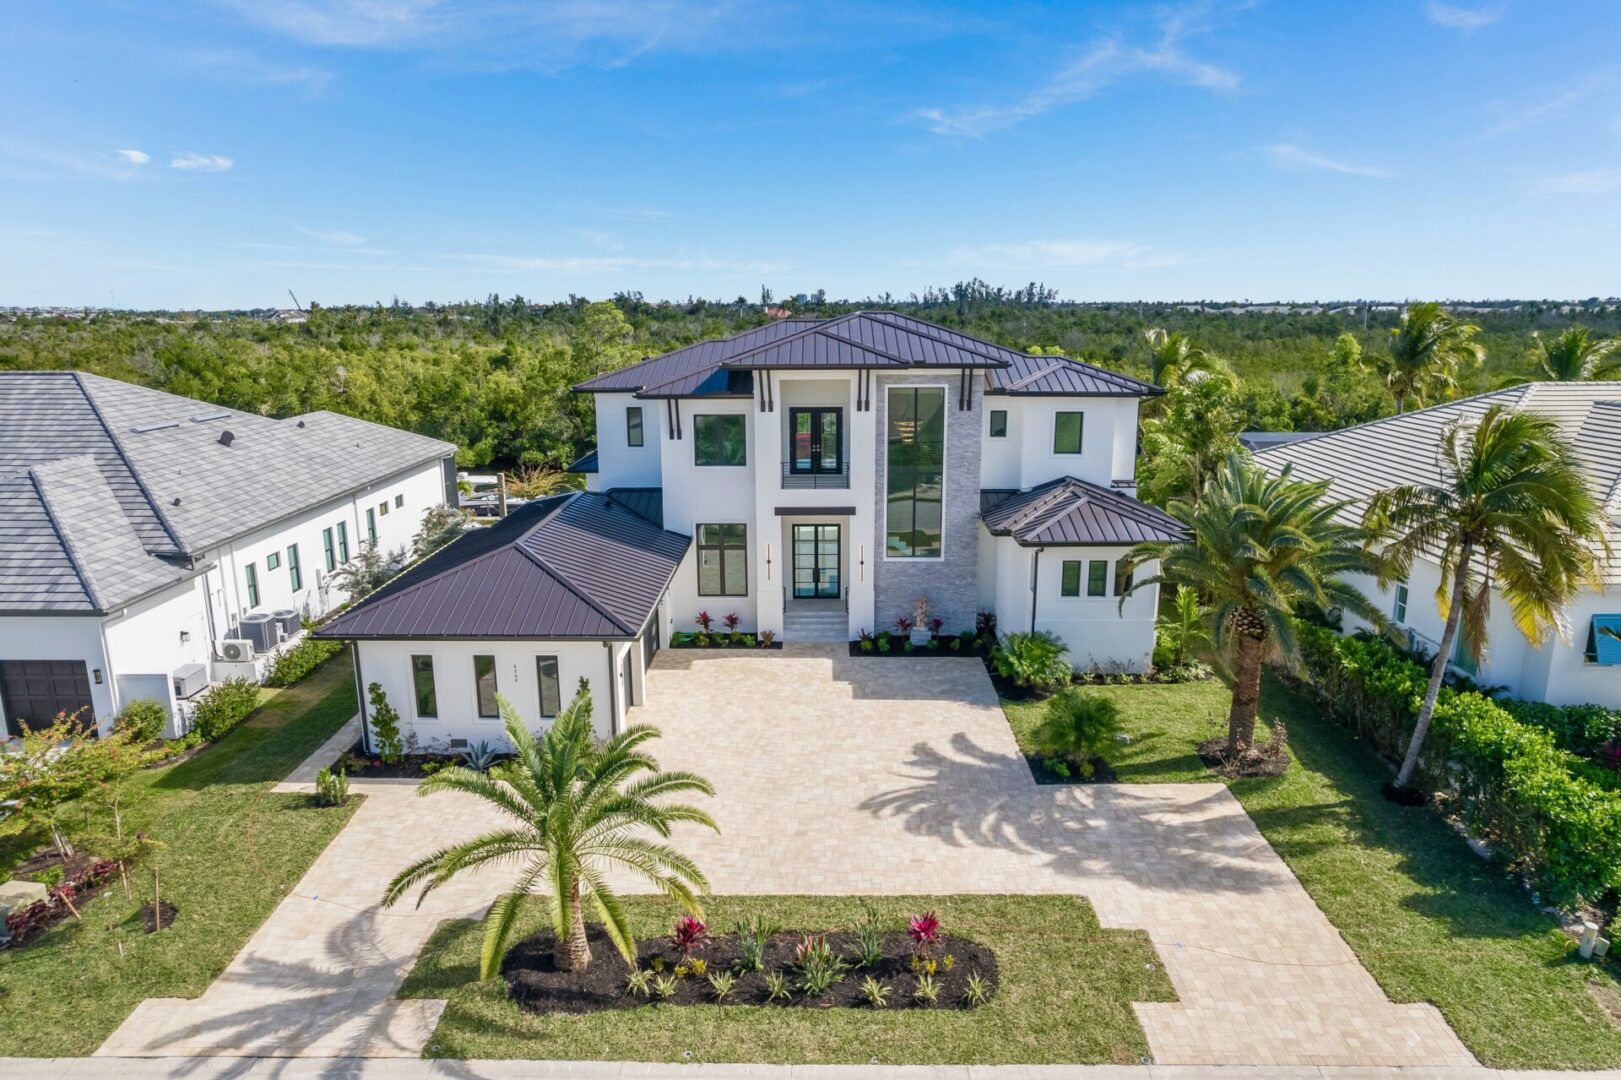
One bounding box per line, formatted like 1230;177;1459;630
473;655;499;718
323;527;336;572
697;523;748;595
1054;411;1084;454
693;414;747;466
1088;560;1108;597
366;508;377;543
286;544;302;591
988;409;1008;438
337;520;350;561
1393;582;1409;623
412;655;437;718
244;562;259;607
885;386;945;557
1060;560;1081;597
627;406;644;447
1113;561;1133;598
536;655;561;717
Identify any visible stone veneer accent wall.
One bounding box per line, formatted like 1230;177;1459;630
872;371;983;634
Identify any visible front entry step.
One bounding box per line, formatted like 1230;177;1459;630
783;609;848;643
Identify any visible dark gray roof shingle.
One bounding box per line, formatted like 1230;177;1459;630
981;477;1188;546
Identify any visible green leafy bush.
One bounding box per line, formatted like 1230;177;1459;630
113;698;167;743
263;636;342;688
191;678;260;741
314;766;349;806
991;631;1073;691
1498;699;1621;762
1031;689;1123;779
367;682;404;764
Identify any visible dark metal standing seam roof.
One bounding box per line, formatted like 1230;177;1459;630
316;491;690;640
983;351;1161;397
980;477;1188;546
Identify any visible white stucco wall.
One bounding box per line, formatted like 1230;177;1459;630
100;575;214;735
593;392;663;490
981;397;1140;492
661;398;757;635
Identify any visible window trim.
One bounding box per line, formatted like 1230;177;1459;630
287;543;302;592
1053;410;1084;455
696;522;749;597
378;500;390;517
244;562;259;608
692;413;748;467
1087;560;1109;598
988;409;1008;439
536;655;561;718
473;654;499;720
411;654;438;719
626;405;645;448
882;384;949;561
266;551;281;571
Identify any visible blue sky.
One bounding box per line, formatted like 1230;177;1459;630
3;1;1619;308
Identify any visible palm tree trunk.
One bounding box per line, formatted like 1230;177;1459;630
1394;542;1471;790
554;880;591;972
1227;627;1266;754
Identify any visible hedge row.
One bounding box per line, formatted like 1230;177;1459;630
1293;623;1621;908
191;678;261;741
263;636;343;688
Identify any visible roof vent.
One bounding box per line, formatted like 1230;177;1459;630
190;410;230;423
218;430;235;447
172;497;182;506
296;420;306;428
130;420;181;434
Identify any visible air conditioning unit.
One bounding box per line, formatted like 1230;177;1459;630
172;662;209;700
220;638;255;663
238;612;279;652
271;608;302;640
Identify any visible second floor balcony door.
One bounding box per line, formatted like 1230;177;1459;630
790;407;842;475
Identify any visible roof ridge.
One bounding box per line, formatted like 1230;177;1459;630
29;461;104;611
1001;361;1068;393
707;312;859;368
575;317;834;393
71;371;189;556
859;311;1013;368
516;495;637;635
1252;384;1529;457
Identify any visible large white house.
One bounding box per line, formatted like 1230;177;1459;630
321;312;1182;747
0;371;456;737
1256;382;1621;707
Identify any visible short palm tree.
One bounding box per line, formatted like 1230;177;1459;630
1366;406;1606;791
1383;302;1484;413
1124;452;1381;755
1529;326;1619;381
383;682;717;978
1143;327;1226;388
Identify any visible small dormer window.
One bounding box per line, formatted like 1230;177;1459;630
988;410;1008;438
627;406;645;447
1054;411;1084;454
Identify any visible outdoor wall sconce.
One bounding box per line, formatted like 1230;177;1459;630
859;544;866;581
765;543;772;580
92;668;103;685
179;630;191;644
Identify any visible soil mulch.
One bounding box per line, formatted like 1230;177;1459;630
670;640;785;651
849;638;983;659
139;901;179;934
1197;736;1290;778
11;849;88;880
503;925;998;1013
1023;753;1119;785
337;740;469;779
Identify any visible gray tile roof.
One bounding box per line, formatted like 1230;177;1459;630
980;477;1188;546
0;371;457;613
317;490;690;640
575;312;1157;400
1254;382;1621;584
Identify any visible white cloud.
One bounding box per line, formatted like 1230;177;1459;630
297;226;366;245
1484;68;1619;137
115;149;150;166
944;239;1190;271
915;6;1239;138
1424;2;1506;29
1259;142;1393;178
1536;168;1621;195
170;151;235;172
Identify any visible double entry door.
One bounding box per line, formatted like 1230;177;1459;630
792;524;840;599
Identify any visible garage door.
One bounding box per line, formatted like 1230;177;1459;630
1;660;94;737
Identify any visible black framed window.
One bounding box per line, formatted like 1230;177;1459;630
244;563;259;608
885;386;945;558
536;656;561;717
323;527;336;572
697;524;748;595
989;409;1008;438
287;544;302;591
337;521;350;562
1113;561;1133;597
627;406;644;447
473;655;499;719
1054;411;1084;454
1060;560;1081;596
412;655;437;718
1088;560;1108;597
694;414;747;466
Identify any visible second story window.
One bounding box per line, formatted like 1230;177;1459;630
627;406;644;447
1054;411;1084;454
694;414;746;466
988;409;1008;438
1393;582;1409;623
885;386;945;558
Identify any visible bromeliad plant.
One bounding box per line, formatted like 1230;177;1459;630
382;678;718;979
907;912;941;959
672;914;708;959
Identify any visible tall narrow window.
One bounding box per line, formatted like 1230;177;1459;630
1060;560;1081;597
988;409;1008;438
1053;411;1084;454
1393;582;1409;623
411;655;437;719
1087;560;1108;597
693;414;747;466
244;562;259;608
697;524;748;596
1113;561;1133;598
337;520;350;562
322;527;336;572
536;655;561;717
885;386;945;558
473;655;498;719
286;544;302;591
627;406;644;447
366;508;377;543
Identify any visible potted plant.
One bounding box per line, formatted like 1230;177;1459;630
908;597;933;647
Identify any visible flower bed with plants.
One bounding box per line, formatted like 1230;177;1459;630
850;628;985;658
503;911;997;1014
669;612;781;649
336;682;513;778
4;858;120;947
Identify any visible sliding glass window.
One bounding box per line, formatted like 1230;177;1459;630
885;387;946;558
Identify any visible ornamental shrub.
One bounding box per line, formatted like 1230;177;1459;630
368;682;404;764
1498;699;1621;762
991;631;1073;691
113;698;167;743
1032;689;1122;778
191;678;261;741
263;636;343;688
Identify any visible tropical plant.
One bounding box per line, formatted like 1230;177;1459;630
504;463;572;500
1142;327;1226;388
1155;584;1213;667
758;629;775;647
625;968;654;998
853;918;884;968
459;740;503;772
695;611;713;633
964;970;992;1006
708;970;736;1001
907;911;941;957
736;915;776;971
1528;325;1619;382
367;682;404;763
1031;690;1124;779
381;679;717;977
912;972;941;1005
314;766;349;807
672;914;708;959
1138;372;1244;507
1365;405;1606;790
1123;452;1382;755
764;970;792;1002
794;932;846;996
1381;302;1484;413
991;631;1073;690
894;615;914;634
860;975;892;1008
653;973;679;999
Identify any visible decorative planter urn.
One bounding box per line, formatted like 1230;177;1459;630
909;627;931;647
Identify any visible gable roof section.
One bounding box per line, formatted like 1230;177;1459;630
317;491;690;640
981;477;1188;546
983;350;1160;397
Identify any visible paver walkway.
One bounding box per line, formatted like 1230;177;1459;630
100;646;1475;1067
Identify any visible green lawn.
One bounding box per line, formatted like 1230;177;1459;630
401;894;1174;1064
0;656;361;1056
1005;675;1621;1070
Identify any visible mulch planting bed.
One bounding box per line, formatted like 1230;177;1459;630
1197;736;1290;778
1022;753;1118;785
138;901;179;934
669;640;785;651
503;924;998;1013
337;741;469;778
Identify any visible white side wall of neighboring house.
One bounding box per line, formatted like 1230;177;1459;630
101;576;213;736
0;616;115;729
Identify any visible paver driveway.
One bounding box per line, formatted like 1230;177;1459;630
101;645;1474;1068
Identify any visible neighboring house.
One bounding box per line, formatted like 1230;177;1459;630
322;311;1181;749
1238;431;1319;453
1255;382;1621;707
0;371;456;738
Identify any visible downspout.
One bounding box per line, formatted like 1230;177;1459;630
1029;547;1043;633
603;641;619;736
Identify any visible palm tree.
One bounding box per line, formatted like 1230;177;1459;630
1529;326;1619;381
1124;452;1381;756
1365;406;1606;791
1142;328;1227;387
383;681;717;978
1383;302;1484;413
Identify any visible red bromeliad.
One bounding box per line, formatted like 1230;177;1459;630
907;911;940;956
672;914;708;958
695;611;714;633
894;615;914;634
723;612;740;631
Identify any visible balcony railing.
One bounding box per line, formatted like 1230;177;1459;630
780;461;850;489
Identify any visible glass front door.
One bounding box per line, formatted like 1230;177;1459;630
792;524;840;599
789;408;842;474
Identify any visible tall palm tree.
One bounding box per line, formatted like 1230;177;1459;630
383;682;717;978
1143;328;1227;387
1529;326;1619;381
1124;452;1382;756
1383;302;1484;413
1366;406;1606;791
